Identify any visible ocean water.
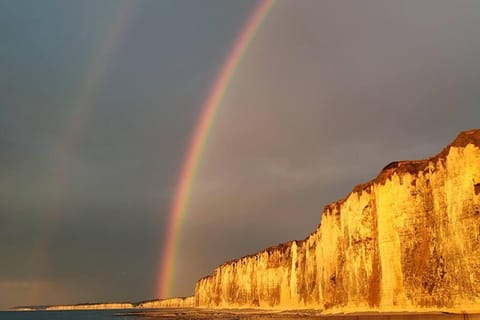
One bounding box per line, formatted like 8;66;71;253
0;310;135;320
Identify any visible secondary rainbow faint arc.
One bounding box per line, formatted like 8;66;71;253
27;1;135;304
157;0;276;299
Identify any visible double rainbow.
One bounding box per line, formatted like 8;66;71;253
156;0;276;298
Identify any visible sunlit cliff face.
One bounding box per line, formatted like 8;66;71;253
46;303;134;310
39;297;195;310
195;130;480;313
137;297;194;308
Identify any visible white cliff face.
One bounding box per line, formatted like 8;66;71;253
195;130;480;313
137;296;194;308
46;303;134;310
42;296;195;311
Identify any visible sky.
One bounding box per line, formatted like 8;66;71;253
1;0;480;309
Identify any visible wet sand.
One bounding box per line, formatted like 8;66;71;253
122;308;480;320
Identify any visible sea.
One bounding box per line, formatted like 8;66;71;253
0;310;136;320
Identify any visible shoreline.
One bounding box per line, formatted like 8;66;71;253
123;308;480;319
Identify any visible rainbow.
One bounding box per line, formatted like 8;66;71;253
157;0;276;298
27;2;136;304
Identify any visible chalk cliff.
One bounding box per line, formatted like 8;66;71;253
137;296;194;308
46;302;134;310
195;129;480;313
32;297;194;311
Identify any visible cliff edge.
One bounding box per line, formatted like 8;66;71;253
195;129;480;313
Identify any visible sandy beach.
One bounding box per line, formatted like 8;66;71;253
124;308;480;320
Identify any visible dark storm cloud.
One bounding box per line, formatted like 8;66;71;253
177;0;480;295
0;0;257;308
1;0;480;309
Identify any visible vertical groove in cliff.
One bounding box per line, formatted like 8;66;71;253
368;194;381;308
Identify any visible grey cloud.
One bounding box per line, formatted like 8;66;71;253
2;0;480;309
177;0;480;298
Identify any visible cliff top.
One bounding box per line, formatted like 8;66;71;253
335;129;480;206
450;129;480;148
136;296;193;305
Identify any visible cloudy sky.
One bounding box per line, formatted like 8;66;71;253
1;0;480;309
